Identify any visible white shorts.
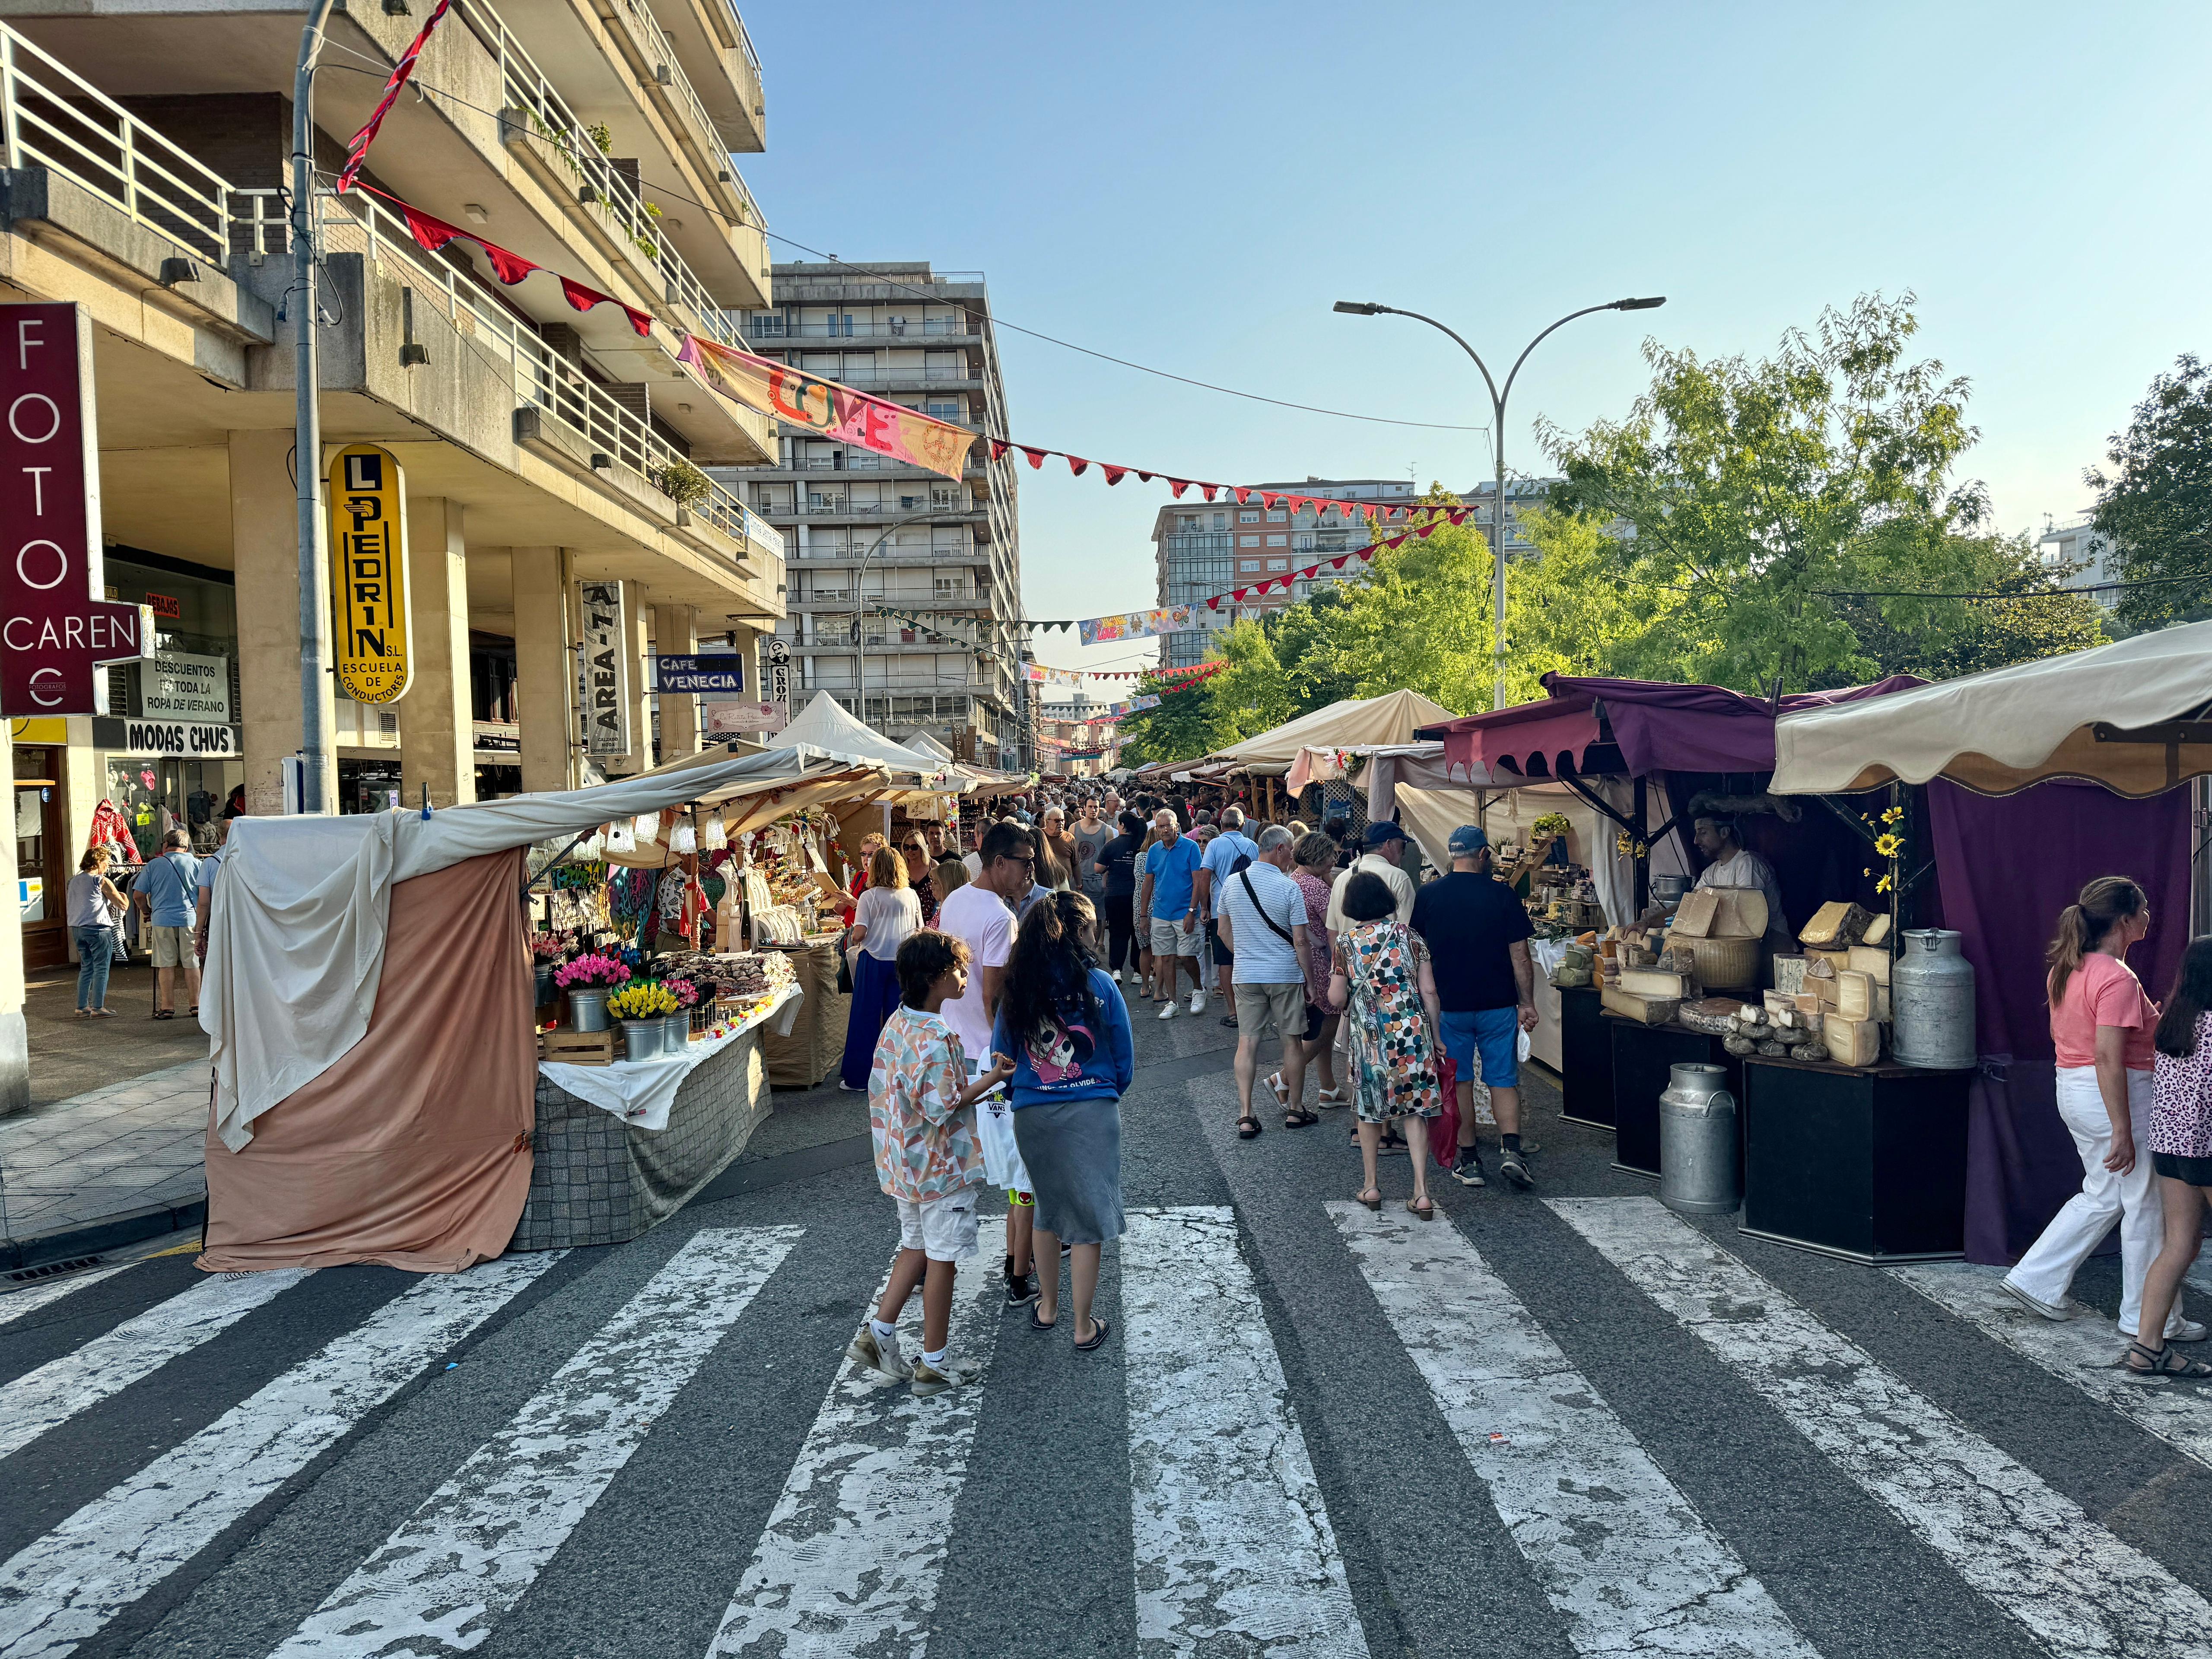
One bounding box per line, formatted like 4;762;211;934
895;1187;980;1262
1149;915;1200;958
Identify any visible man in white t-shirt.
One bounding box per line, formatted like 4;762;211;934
1215;826;1320;1136
1324;820;1417;931
934;819;1040;1307
1688;814;1791;951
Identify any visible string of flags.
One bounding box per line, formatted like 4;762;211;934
987;437;1460;526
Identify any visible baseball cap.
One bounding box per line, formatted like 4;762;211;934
1363;821;1410;849
1447;824;1490;857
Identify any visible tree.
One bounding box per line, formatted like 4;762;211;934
1508;505;1706;699
1825;531;2107;682
2087;353;2212;631
1542;292;1990;691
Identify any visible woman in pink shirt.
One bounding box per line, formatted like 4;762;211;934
2003;877;2203;1348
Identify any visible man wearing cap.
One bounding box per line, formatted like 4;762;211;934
1324;820;1417;932
1411;824;1538;1189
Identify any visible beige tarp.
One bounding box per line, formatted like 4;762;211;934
1209;689;1460;769
1771;619;2212;798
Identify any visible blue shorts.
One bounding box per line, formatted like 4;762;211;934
1440;1007;1520;1089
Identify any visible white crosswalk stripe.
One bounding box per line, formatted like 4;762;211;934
0;1268;309;1463
1895;1261;2212;1474
1124;1205;1364;1659
706;1215;1007;1659
0;1251;562;1659
1554;1196;2212;1659
1329;1201;1818;1658
269;1228;798;1658
0;1265;133;1330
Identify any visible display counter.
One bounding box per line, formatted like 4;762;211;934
1557;986;1615;1128
1738;1053;1972;1263
761;939;849;1089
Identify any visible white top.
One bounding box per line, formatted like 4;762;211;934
1324;853;1416;931
1214;861;1309;985
934;881;1014;1061
852;884;923;962
1695;847;1791;945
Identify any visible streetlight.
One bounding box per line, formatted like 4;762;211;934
849;508;954;727
1333;295;1665;709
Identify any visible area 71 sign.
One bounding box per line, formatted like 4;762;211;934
0;303;152;714
328;443;413;703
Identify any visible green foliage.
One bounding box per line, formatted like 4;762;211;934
1824;531;2107;681
2087;353;2212;630
1541;292;1990;690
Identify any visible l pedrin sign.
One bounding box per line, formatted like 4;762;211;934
0;304;152;714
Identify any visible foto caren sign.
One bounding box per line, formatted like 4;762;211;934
0;304;153;713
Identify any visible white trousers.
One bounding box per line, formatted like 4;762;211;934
2007;1066;2180;1337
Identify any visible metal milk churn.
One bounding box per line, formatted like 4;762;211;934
1659;1062;1739;1217
1892;928;1976;1071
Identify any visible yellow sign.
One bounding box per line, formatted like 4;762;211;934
327;444;412;704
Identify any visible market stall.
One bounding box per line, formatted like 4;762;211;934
1771;622;2212;1267
195;749;868;1272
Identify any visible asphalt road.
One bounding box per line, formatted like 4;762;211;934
3;996;2209;1659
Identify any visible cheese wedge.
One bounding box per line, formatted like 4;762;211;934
1824;1013;1881;1067
1772;954;1808;996
1621;968;1691;998
1861;912;1891;947
1845;945;1891;985
1672;888;1721;938
1805;956;1836;980
1800;901;1871;947
1837;969;1875;1021
1602;987;1682;1026
1711;888;1769;941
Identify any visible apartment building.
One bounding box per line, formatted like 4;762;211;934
1151;475;1558;667
1038;693;1120;777
2038;514;2123;614
0;0;782;1093
717;262;1026;767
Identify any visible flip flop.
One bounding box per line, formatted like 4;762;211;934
1074;1316;1113;1353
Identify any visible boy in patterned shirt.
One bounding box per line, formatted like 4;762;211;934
850;928;1015;1396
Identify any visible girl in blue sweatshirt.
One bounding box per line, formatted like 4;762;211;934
992;890;1134;1351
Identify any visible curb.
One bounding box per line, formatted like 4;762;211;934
1;1194;206;1272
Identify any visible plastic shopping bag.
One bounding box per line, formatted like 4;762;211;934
1433;1052;1459;1167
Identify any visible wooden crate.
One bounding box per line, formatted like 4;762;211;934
538;1027;617;1067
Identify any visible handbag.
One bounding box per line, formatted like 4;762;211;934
1433;1052;1460;1166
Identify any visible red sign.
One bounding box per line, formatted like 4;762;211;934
0;304;149;713
145;592;181;620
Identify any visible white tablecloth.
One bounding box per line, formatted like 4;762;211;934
538;982;803;1131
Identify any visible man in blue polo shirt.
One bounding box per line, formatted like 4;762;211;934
133;829;200;1019
1138;808;1206;1019
1410;824;1538;1190
1192;805;1260;1027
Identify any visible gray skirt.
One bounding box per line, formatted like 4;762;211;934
1011;1097;1125;1246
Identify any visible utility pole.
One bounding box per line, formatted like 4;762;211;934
293;0;340;811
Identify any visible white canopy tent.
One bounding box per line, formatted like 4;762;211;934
770;690;955;779
1208;689;1460;773
1771;619;2212;798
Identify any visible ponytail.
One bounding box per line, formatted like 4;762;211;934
2047;875;2147;1004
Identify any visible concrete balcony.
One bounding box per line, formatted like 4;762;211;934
645;0;765;153
744;317;981;346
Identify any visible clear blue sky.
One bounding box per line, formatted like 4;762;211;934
740;1;2212;674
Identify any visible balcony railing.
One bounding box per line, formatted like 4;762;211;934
232;187;781;566
0;21;232;262
604;0;727;191
744;317;974;339
440;0;760;321
751;364;973;387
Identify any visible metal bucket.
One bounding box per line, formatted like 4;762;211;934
620;1020;662;1062
568;988;610;1033
1893;928;1976;1071
533;963;556;1006
1659;1062;1740;1216
662;1012;691;1052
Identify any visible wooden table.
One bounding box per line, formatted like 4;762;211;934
1738;1053;1972;1262
1605;1016;1742;1179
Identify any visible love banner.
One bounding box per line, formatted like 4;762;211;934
679;337;976;482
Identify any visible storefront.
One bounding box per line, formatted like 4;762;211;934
11;719;70;970
97;553;243;859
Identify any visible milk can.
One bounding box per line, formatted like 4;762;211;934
1659;1062;1740;1217
1893;928;1976;1071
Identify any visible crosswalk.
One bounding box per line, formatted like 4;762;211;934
4;1198;2212;1659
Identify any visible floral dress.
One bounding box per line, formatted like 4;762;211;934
1340;920;1443;1124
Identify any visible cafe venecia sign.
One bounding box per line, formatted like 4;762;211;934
0;303;153;714
327;443;413;703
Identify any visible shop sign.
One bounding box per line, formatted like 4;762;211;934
145;592;181;620
140;650;231;722
327;444;413;704
704;700;787;735
0;303;153;714
471;719;521;756
764;636;791;706
577;579;633;756
654;655;746;695
91;717;242;756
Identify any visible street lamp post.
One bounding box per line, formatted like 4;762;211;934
849;508;953;727
1333;296;1665;709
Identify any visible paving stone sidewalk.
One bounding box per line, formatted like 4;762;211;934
0;1060;209;1257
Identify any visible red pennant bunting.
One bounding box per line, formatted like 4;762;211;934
1260;492;1280;509
1332;556;1348;569
1102;466;1127;485
1232;588;1249;602
1168;479;1190;498
989;439;1010;461
1233;487;1251;505
1022;447;1047;469
1137;470;1153;482
1067;456;1089;477
556;276;650;337
397;202;463;254
477;239;537;285
1201;486;1219;502
1207;595;1223;610
338;0;454;193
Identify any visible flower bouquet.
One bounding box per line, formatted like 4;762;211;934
530;933;570;962
607;981;679;1020
555;953;630;990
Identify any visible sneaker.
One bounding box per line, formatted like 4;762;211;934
910;1357;979;1398
1999;1278;2078;1322
1157;1001;1177;1020
1497;1148;1534;1190
1449;1146;1487;1187
1004;1258;1037;1306
2121;1317;2210;1344
845;1324;909;1382
1189;989;1206;1015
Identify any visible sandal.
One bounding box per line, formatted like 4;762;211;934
1074;1316;1113;1353
1355;1187;1382;1212
1029;1306;1057;1332
1317;1087;1348;1108
151;1010;174;1020
2123;1341;2212;1379
1283;1106;1319;1129
1236;1115;1262;1139
1267;1071;1290;1109
1406;1195;1436;1222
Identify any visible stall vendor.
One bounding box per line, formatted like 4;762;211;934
1689;813;1792;952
